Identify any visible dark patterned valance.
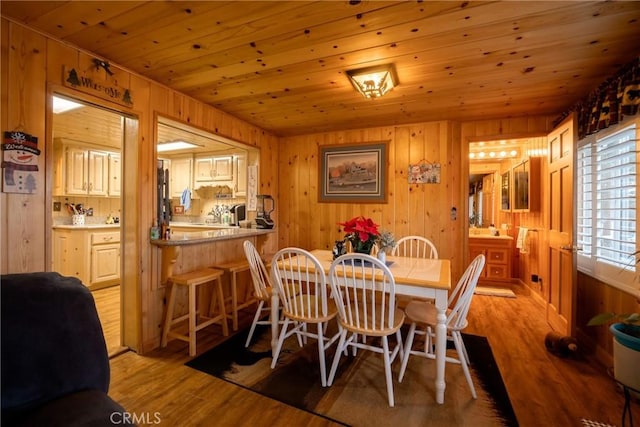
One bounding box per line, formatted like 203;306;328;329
554;56;639;139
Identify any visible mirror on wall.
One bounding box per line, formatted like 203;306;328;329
468;136;546;228
155;116;258;226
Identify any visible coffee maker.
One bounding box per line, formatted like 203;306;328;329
255;194;275;229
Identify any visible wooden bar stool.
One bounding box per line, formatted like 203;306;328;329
161;267;229;356
213;259;256;331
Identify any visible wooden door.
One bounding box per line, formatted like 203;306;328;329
546;117;576;336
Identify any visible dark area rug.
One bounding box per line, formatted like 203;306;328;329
186;324;518;427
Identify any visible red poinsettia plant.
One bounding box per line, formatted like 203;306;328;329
338;216;380;254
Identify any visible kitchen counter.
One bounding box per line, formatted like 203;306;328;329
468;234;513;240
150;227;275;286
53;224;120;230
169;221;239;229
150;227;273;247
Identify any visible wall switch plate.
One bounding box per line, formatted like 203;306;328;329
53;202;61;211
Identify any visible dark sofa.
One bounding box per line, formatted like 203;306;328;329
1;272;132;426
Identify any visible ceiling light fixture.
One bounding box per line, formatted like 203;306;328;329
157;140;201;152
346;64;398;99
52;95;83;114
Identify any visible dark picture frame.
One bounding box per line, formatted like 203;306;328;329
319;142;388;203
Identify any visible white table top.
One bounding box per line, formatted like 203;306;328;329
292;249;451;291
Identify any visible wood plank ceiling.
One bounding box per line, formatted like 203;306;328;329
2;1;639;137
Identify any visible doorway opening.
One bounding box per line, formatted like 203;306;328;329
51;94;130;356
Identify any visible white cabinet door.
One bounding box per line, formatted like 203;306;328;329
90;231;121;285
234;154;247;197
66;147;88;195
108;153;121;196
64;147;112;196
194;156;214;182
88;150;108;196
91;243;120;284
52;228;89;284
170;155;193;198
213;156;233;181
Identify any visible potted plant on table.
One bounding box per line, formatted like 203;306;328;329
338;216;380;255
376;230;396;263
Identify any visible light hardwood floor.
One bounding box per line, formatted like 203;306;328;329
92;285;126;357
98;285;639;427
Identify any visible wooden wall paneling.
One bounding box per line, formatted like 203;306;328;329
379;127;395;234
407;125;426;239
2;19;282;353
578;271;640;366
444;120;461;279
2;22;47;273
393;126;410;238
180;95;201;127
302;135;316;251
425;122;443;247
1;20;8;273
122;111;144;352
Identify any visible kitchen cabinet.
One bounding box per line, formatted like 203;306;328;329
53;228;87;283
469;236;513;285
170;155;193;198
194;155;233;183
234;153;247;197
62;145;120;197
213;156;233;181
90;230;120;286
108;153;121;196
52;226;120;289
66;147;108;195
194;156;215;182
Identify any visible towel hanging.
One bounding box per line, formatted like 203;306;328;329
516;227;529;253
181;188;191;211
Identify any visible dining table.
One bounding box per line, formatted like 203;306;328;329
271;249;451;404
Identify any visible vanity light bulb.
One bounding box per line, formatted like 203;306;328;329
489;152;496;158
469;152;476;159
510;150;517;156
500;151;506;157
478;152;485;158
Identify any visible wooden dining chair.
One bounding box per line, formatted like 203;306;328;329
270;247;340;387
243;240;278;347
392;235;439;259
398;254;485;398
392;236;439;308
327;253;405;407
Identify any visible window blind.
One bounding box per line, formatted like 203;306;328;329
577;123;638;296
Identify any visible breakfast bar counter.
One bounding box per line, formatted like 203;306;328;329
150;227;274;247
150;228;275;286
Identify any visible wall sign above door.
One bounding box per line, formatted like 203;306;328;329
63;65;133;108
